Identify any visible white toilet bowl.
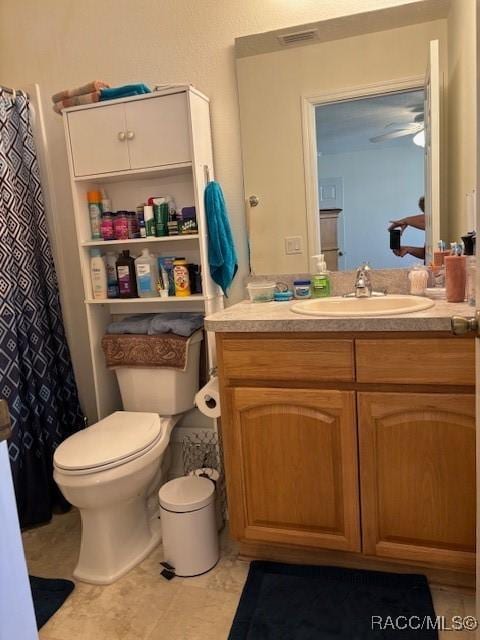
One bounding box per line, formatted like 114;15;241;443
54;330;203;584
54;411;179;585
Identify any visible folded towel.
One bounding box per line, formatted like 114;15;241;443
51;80;110;104
53;91;101;114
204;181;238;296
148;313;204;337
100;84;151;101
107;314;155;335
101;332;200;371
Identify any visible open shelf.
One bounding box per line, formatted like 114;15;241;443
73;162;193;184
81;234;199;247
85;294;205;305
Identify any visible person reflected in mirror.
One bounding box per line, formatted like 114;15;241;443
388;196;425;260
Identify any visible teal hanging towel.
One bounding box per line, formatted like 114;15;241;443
204;181;238;296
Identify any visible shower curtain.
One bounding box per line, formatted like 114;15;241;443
0;89;84;527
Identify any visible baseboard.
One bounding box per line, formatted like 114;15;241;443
237;540;476;590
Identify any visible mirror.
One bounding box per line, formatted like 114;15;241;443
235;8;459;275
315;88;427;271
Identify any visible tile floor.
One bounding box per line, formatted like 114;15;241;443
23;510;476;640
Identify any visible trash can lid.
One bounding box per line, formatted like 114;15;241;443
159;476;215;513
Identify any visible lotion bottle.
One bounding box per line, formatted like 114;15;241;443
90;248;107;300
311;254;331;298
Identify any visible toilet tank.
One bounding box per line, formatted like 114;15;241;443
114;332;203;415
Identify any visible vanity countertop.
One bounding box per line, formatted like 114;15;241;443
205;299;474;333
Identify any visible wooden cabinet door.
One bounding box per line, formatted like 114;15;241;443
358;392;475;571
124;93;191;170
223;387;360;552
67;103;130;176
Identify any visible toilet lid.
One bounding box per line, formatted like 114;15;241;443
159;476;215;513
54;411;162;471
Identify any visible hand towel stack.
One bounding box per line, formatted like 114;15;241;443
51;80;110;114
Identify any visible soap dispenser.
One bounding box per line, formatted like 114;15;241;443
311;254;331;298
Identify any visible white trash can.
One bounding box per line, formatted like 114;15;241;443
159;476;219;577
187;467;224;531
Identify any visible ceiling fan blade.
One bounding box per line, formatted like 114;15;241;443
369;125;422;143
408;104;424;113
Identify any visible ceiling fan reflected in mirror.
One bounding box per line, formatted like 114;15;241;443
369;102;425;147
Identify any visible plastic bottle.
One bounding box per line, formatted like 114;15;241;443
87;191;103;240
466;256;476;306
105;252;119;298
136;205;146;238
116;250;138;298
153;198;169;237
128;211;139;239
135;249;160;298
101;211;115;241
311;254;331;298
90;248;107;299
101;189;112;214
173;258;191;296
462;233;476;306
114;211;129;240
144;205;155;237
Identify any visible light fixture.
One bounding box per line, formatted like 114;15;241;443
413;130;425;147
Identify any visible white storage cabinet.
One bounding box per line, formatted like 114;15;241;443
63;87;223;421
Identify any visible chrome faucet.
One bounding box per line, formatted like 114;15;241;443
353;263;372;298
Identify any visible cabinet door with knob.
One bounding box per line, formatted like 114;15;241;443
124;92;191;170
66;93;191;177
358;392;476;571
67;103;130;176
223;387;361;552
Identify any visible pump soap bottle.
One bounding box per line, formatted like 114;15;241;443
311;254;331;298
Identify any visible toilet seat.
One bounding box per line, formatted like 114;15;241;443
54;411;164;474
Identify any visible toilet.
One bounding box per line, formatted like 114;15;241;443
53;331;203;585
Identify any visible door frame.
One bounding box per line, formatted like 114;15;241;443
475;0;480;624
301;75;425;271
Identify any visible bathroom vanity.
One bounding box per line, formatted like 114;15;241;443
206;300;476;586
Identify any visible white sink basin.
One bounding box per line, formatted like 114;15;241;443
291;295;435;317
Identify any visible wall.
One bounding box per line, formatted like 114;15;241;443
237;19;447;275
447;0;477;240
0;0;447;421
319;144;425;269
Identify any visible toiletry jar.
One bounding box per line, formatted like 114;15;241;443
293;280;311;299
247;281;276;303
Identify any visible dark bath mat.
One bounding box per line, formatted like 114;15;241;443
29;575;75;629
228;561;438;639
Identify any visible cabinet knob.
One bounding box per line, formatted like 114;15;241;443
451;312;480;335
126;130;135;141
249;195;260;207
118;131;126;142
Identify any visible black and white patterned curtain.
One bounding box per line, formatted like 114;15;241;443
0;89;84;527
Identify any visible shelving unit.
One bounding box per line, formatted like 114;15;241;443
85;294;206;305
63;86;223;421
81;235;199;247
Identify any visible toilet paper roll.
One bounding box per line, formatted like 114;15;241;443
195;377;221;418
